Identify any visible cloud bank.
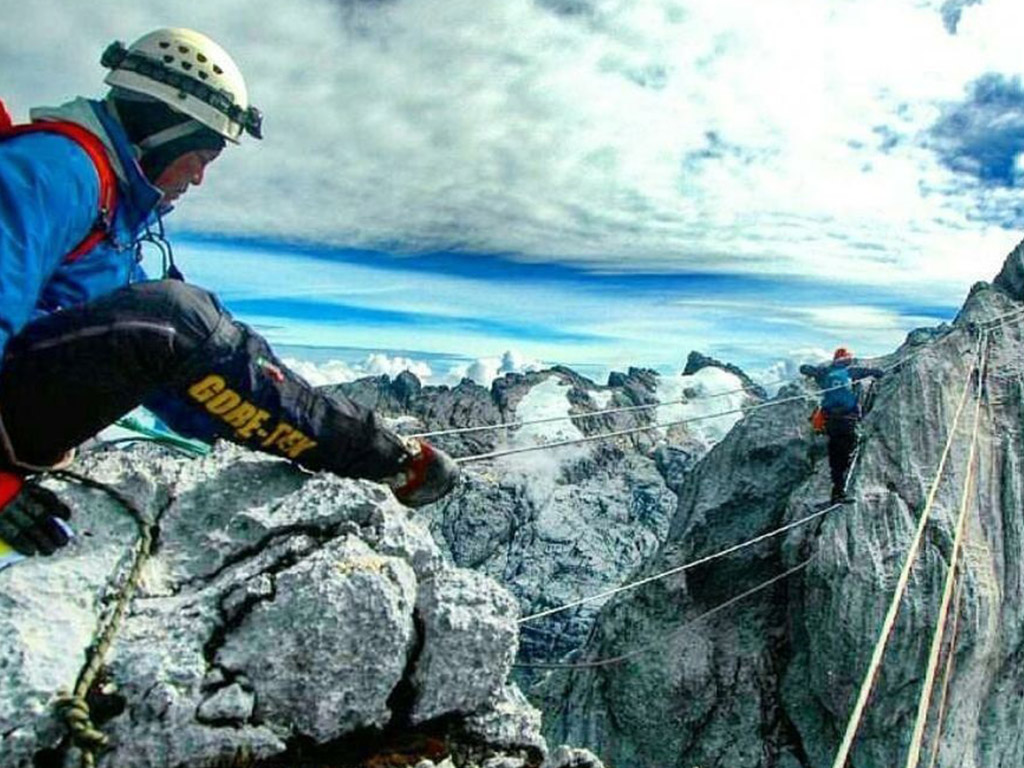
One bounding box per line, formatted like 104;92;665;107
4;0;1024;289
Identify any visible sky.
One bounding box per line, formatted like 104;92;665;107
5;0;1024;386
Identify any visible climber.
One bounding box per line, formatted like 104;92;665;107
0;28;459;560
799;347;883;504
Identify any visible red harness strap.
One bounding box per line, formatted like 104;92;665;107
0;100;118;263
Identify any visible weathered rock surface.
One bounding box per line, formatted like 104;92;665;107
331;364;760;673
0;445;586;768
541;239;1024;767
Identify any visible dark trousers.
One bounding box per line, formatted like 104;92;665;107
0;281;407;479
825;414;858;490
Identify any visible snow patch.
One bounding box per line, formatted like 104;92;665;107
500;376;590;507
656;367;747;446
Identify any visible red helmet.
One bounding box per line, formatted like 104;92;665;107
833;347;853;363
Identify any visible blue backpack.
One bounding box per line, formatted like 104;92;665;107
821;365;858;415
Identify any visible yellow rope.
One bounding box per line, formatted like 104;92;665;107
905;332;988;768
830;334;982;768
926;575;966;768
52;470;154;768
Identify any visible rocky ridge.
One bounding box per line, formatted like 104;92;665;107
329;362;761;672
0;445;602;768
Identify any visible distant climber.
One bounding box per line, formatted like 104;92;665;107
0;28;459;560
800;347;883;504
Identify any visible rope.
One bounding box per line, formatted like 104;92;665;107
423;341;934;446
454;333;974;466
515;558;812;669
830;333;983;768
926;576;966;768
410;377;783;439
519;501;844;624
51;470;155;768
904;332;989;768
457;388;824;465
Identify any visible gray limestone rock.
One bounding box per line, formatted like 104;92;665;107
214;535;418;740
196;682;255;723
0;443;551;768
541;239;1024;767
412;569;519;722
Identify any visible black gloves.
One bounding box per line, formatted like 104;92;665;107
0;478;72;556
387;438;460;508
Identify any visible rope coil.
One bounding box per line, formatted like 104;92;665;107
52;470;155;768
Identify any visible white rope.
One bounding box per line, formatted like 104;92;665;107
830;334;983;768
904;332;988;768
456;388;821;464
416;337;936;445
454;335;972;466
515;558;812;669
411;377;783;439
519;500;844;624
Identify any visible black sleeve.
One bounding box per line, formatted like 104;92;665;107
849;366;884;380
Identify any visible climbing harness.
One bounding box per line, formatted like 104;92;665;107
50;470;154;768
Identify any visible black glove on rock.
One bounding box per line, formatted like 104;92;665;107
0;475;72;556
387;439;460;508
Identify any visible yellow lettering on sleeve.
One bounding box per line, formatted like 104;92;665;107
236;409;271;439
262;423;292;447
206;390;243;415
187;374;226;403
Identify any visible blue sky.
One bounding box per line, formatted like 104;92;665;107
5;0;1024;385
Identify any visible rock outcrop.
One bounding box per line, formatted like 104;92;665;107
540;240;1024;767
330;363;760;674
0;445;600;768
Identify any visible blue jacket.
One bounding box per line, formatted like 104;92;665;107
0;98;155;363
0;98;221;441
799;360;883;417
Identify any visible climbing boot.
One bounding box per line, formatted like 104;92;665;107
0;471;73;557
387;438;460;508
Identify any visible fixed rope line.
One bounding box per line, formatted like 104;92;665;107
926;576;966;768
456;337;970;466
51;470;155;768
519;501;844;624
905;331;989;768
515;558;812;669
422;338;941;444
830;333;983;768
456;387;832;465
410;376;787;439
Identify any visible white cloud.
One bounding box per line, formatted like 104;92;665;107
445;349;544;386
281;352;432;386
754;347;834;392
5;0;1024;290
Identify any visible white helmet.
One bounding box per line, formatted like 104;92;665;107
102;28;262;142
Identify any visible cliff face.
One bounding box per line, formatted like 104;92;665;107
540;240;1024;768
0;445;599;768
